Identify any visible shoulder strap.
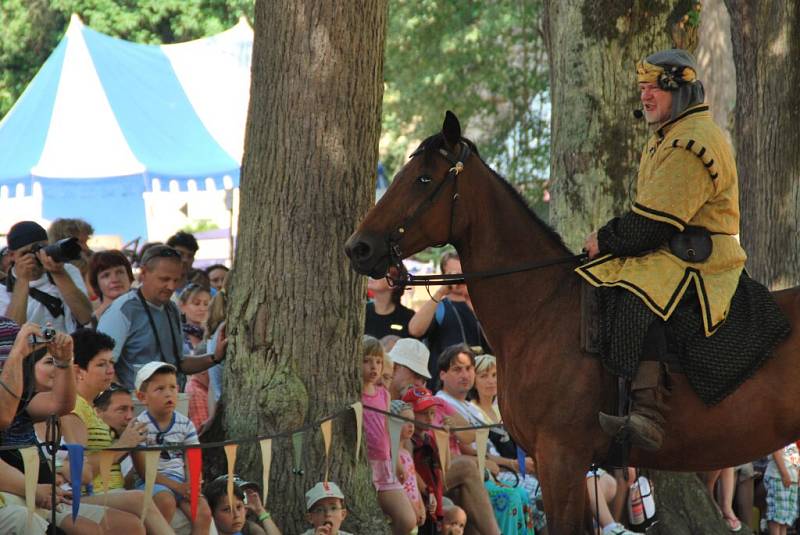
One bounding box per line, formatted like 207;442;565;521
6;273;65;318
137;289;181;364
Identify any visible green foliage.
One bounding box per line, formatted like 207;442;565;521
182;218;219;234
382;0;550;205
0;0;253;117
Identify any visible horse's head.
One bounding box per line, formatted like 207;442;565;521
345;111;476;278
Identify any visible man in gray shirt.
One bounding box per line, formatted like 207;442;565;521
98;245;226;389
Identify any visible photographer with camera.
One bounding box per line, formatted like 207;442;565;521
0;221;92;332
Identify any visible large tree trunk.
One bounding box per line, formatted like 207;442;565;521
222;1;388;533
543;0;700;251
544;1;730;532
725;0;800;290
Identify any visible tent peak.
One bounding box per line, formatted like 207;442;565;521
69;13;84;27
236;15;252;29
66;14;85;37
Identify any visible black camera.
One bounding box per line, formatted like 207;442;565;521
30;237;82;264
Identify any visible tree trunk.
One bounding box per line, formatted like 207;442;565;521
724;0;800;290
544;1;732;531
543;0;700;251
222;1;388;533
694;0;736;141
646;472;736;535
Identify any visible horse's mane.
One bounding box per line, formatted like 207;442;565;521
415;133;572;254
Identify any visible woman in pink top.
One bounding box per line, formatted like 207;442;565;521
361;336;416;535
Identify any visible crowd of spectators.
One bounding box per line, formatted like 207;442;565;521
0;217;790;534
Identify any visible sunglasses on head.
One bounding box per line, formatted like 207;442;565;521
93;383;129;406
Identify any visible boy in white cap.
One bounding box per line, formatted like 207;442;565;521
132;361;213;533
387;338;431;400
303;481;352;535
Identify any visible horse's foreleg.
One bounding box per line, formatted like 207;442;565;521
537;437;593;535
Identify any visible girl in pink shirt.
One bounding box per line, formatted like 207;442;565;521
361;335;417;535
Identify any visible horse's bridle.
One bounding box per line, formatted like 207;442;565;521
386;141;471;282
385;140;586;287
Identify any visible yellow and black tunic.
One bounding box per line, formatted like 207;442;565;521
576;104;744;337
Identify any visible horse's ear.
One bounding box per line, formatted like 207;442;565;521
442;110;461;149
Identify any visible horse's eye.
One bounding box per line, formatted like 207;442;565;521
417;175;432;184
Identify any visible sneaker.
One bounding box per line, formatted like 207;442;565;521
604;523;639;535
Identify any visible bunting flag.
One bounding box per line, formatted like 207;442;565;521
292;431;304;475
187;448;203;522
351;402;363;462
259;439;272;505
320;420;332;482
433;429;450;481
64;444;85;522
141;450;160;520
20;446;39;524
517;446;527;477
475;429;489;480
388;416;404;475
224;444;238;511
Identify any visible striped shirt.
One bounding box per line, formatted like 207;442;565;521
71;395;123;492
136;410;198;480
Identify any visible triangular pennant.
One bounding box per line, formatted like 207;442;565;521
388;415;404;475
141;450;160;520
64;444;85;522
433;429;450;482
320;419;333;482
516;446;527;477
259;439;272;505
224;444;238;511
187;448;203;522
20;446;39;525
475;429;489;481
351;402;363;462
292;431;304;475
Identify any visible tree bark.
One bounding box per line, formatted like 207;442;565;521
221;1;388;533
543;0;700;251
646;472;734;535
724;0;800;290
544;1;732;531
694;0;736;141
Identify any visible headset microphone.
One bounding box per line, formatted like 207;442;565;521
633;109;644;119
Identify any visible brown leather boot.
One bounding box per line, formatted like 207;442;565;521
599;361;669;451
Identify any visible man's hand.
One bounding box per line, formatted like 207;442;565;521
583;231;600;259
782;472;793;488
36;249;66;275
13;253;39;283
117;419;148;449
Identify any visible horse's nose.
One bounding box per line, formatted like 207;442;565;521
344;234;374;263
344;231;389;276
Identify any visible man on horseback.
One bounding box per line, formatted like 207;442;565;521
577;49;790;451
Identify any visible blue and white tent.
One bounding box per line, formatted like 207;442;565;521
0;15;252;240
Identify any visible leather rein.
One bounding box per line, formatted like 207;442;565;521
386;141;587;287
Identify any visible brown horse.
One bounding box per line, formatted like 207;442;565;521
345;112;800;534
